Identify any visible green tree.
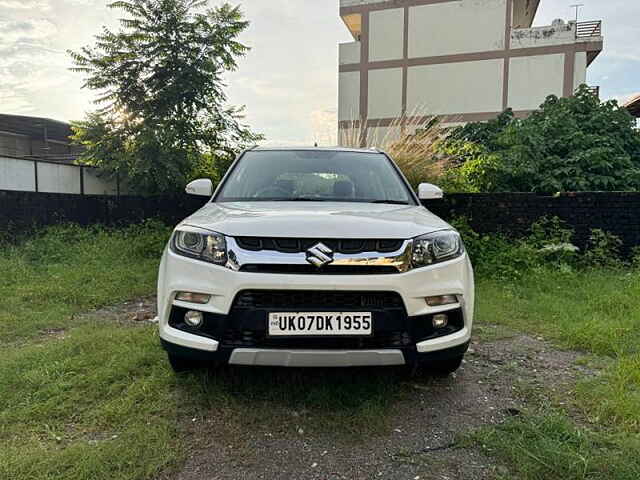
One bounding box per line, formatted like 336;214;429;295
441;86;640;192
69;0;262;193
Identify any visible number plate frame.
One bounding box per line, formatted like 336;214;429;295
267;312;373;337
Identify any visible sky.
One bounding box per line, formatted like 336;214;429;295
0;0;638;145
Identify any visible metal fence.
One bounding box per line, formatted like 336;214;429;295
0;155;121;196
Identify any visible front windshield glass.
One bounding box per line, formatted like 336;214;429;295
215;150;415;205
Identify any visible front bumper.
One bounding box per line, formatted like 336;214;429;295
157;248;474;367
161;338;470;367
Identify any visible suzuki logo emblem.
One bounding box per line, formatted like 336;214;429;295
306;242;334;268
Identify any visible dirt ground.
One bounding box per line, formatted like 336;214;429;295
89;297;589;480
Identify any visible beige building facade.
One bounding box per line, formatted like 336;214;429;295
338;0;604;145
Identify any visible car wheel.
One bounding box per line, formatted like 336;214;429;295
167;353;202;373
424;355;464;376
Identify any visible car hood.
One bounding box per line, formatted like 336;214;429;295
180;202;451;239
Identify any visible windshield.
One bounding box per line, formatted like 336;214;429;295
215;150;416;205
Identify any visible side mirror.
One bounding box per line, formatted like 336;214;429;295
418;183;444;200
185;178;213;197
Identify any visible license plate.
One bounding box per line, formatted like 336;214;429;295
268;312;373;337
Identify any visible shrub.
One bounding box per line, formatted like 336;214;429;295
450;217;540;280
631;247;640;268
439;86;640;193
452;216;629;279
527;216;579;266
583;229;624;268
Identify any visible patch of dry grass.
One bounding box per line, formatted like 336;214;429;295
340;109;454;188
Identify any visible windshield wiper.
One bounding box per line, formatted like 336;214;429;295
281;197;333;202
370;200;410;205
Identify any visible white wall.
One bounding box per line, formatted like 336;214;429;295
508;53;564;111
366;125;402;147
408;0;506;58
0;156;119;195
510;23;576;49
368;68;403;118
339;42;361;65
0;156;35;192
573;52;587;91
339;71;361;121
407;59;504;115
369;8;404;61
37;162;82;194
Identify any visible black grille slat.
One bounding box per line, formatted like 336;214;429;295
233;290;404;310
239;264;399;275
236;237;403;254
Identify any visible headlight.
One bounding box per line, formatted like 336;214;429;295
171;227;227;265
411;230;464;268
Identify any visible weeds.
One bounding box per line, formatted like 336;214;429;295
340;109;454;189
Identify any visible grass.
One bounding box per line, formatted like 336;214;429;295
471;268;640;479
468;413;640;480
0;222;169;344
0;223;411;480
2;223;640;479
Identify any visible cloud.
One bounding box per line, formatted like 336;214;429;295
0;0;50;9
0;18;57;42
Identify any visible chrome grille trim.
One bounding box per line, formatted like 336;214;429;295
225;237;413;274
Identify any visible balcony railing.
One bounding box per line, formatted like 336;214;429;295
576;21;602;38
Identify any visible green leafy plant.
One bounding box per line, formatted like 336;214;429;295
439;86;640;193
527;216;579;266
583;229;624;268
451;216;629;279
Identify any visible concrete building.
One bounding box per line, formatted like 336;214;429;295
338;0;604;145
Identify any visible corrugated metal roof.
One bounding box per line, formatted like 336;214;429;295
0;113;73;143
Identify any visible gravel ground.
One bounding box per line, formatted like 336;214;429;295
91;297;587;479
168;334;585;480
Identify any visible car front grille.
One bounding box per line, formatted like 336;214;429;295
236;237;404;254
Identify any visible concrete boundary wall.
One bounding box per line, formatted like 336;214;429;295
2;191;640;253
426;192;640;253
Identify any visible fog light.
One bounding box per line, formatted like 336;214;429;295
184;310;204;328
432;314;448;329
425;295;458;307
176;292;211;304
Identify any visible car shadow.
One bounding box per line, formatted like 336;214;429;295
172;364;457;437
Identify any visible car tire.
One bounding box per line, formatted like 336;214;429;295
167;353;202;373
425;355;464;376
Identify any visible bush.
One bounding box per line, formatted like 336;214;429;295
453;216;626;279
583;229;624;268
439;86;640;193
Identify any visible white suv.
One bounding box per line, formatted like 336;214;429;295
157;148;474;374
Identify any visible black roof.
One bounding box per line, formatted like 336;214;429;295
0;113;73;143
